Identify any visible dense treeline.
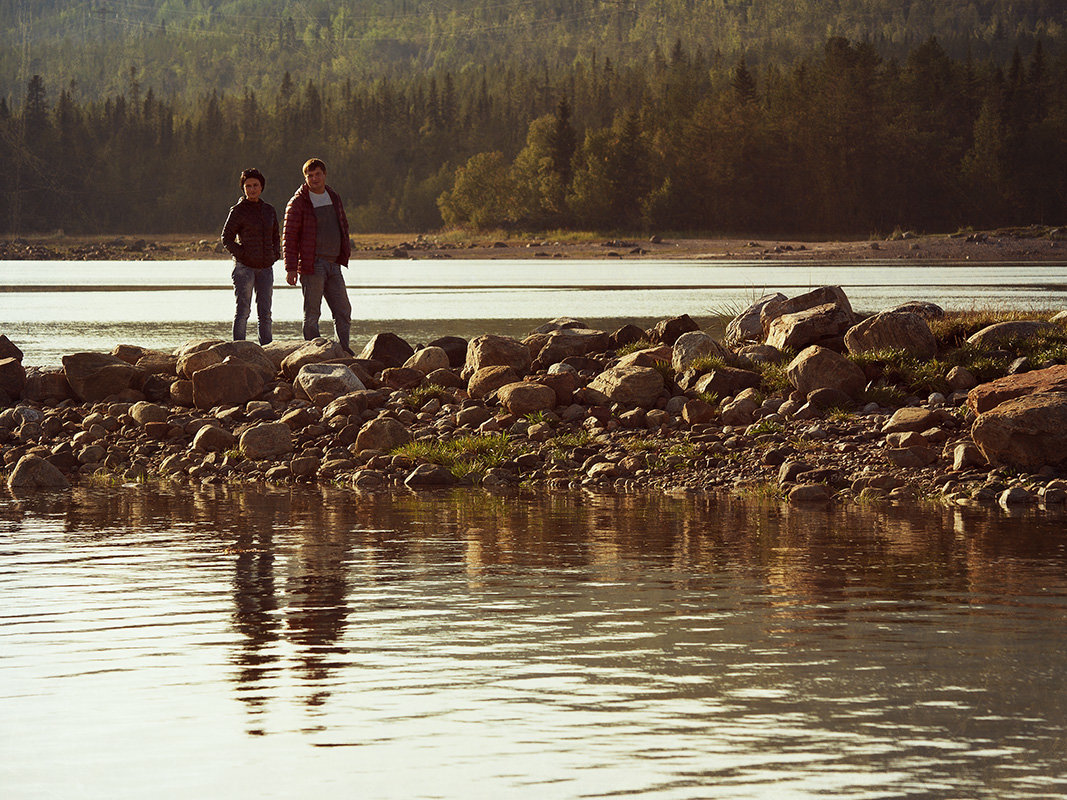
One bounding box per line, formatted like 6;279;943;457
2;0;1067;103
1;36;1065;236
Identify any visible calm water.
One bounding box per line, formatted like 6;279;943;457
3;258;1067;366
2;486;1066;799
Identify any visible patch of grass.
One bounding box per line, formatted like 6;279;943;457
737;480;786;502
523;410;555;425
651;359;675;382
391;433;516;478
687;354;730;373
826;407;854;422
616;339;655;356
859;382;906;407
747;418;785;436
929;308;1061;348
403;383;452;410
752;361;792;396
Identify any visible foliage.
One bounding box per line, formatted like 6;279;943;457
391;432;515;478
3;14;1067;235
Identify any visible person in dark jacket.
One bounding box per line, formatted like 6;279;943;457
221;167;280;345
283;158;353;354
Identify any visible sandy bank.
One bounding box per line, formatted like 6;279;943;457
3;226;1067;262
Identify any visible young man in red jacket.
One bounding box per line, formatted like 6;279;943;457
283;158;353;354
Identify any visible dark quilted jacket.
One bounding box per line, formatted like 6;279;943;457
221;198;280;269
282;184;351;275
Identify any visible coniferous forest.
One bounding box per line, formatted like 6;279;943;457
2;1;1066;236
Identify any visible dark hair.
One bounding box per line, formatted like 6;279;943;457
302;158;327;175
240;168;266;188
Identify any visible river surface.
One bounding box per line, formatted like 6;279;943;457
2;258;1067;366
2;486;1066;799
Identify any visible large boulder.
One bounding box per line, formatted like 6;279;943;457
129;401;169;425
404;346;451;375
648;314;700;345
0;357;27;402
179;340;275;382
529;317;587;334
971;391;1067;470
844;311;937;359
766;303;856;351
693;367;762;399
262;340;306;372
294;363;366;405
280;338;347;379
464;335;532;378
528;328;610;367
671;330;734;372
426;336;468;368
191;357;267;410
587;366;665;407
616;346;673;368
967;321;1058;348
355;417;412;452
21;368;73;404
192;424;236;453
7;454;71;490
967;364;1067;415
881;407;955;434
786;345;865;398
760;286;853;334
498;382;558;416
0;335;24;363
62;352;145;402
724;293;786;345
358;332;414;369
135;352;179;376
239;421;293;460
468;365;519;399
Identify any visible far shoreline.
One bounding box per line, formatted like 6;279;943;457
3;226;1067;263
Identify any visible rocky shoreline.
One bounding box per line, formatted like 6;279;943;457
3;285;1067;514
4;225;1067;262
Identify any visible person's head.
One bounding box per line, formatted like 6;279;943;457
302;158;327;193
240;168;265;201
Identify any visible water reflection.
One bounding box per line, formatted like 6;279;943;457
2;485;1066;797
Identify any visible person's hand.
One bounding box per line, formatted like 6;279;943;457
286;271;298;286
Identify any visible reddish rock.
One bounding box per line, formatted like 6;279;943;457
971;391;1067;470
967;364;1067;414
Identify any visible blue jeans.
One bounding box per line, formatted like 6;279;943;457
232;262;274;344
299;257;352;353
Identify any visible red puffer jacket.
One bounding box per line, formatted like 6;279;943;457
282;183;351;275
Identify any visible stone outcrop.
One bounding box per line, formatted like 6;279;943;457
358;333;414;369
281;338;347;379
404;346;451;375
587;366;665;407
648;314;699;345
294;363;366;405
355;417;412;452
527;328;610;368
191;357;267;410
971;391;1067;470
671;330;734;372
464;334;532;378
62;352;145;402
767;303;856;351
498;382;557;416
8;454;71;490
760;286;853;334
724;293;786;345
786;345;865;398
967;321;1058;348
468;365;519;399
844;311;937;358
239;422;293;460
966;364;1067;414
